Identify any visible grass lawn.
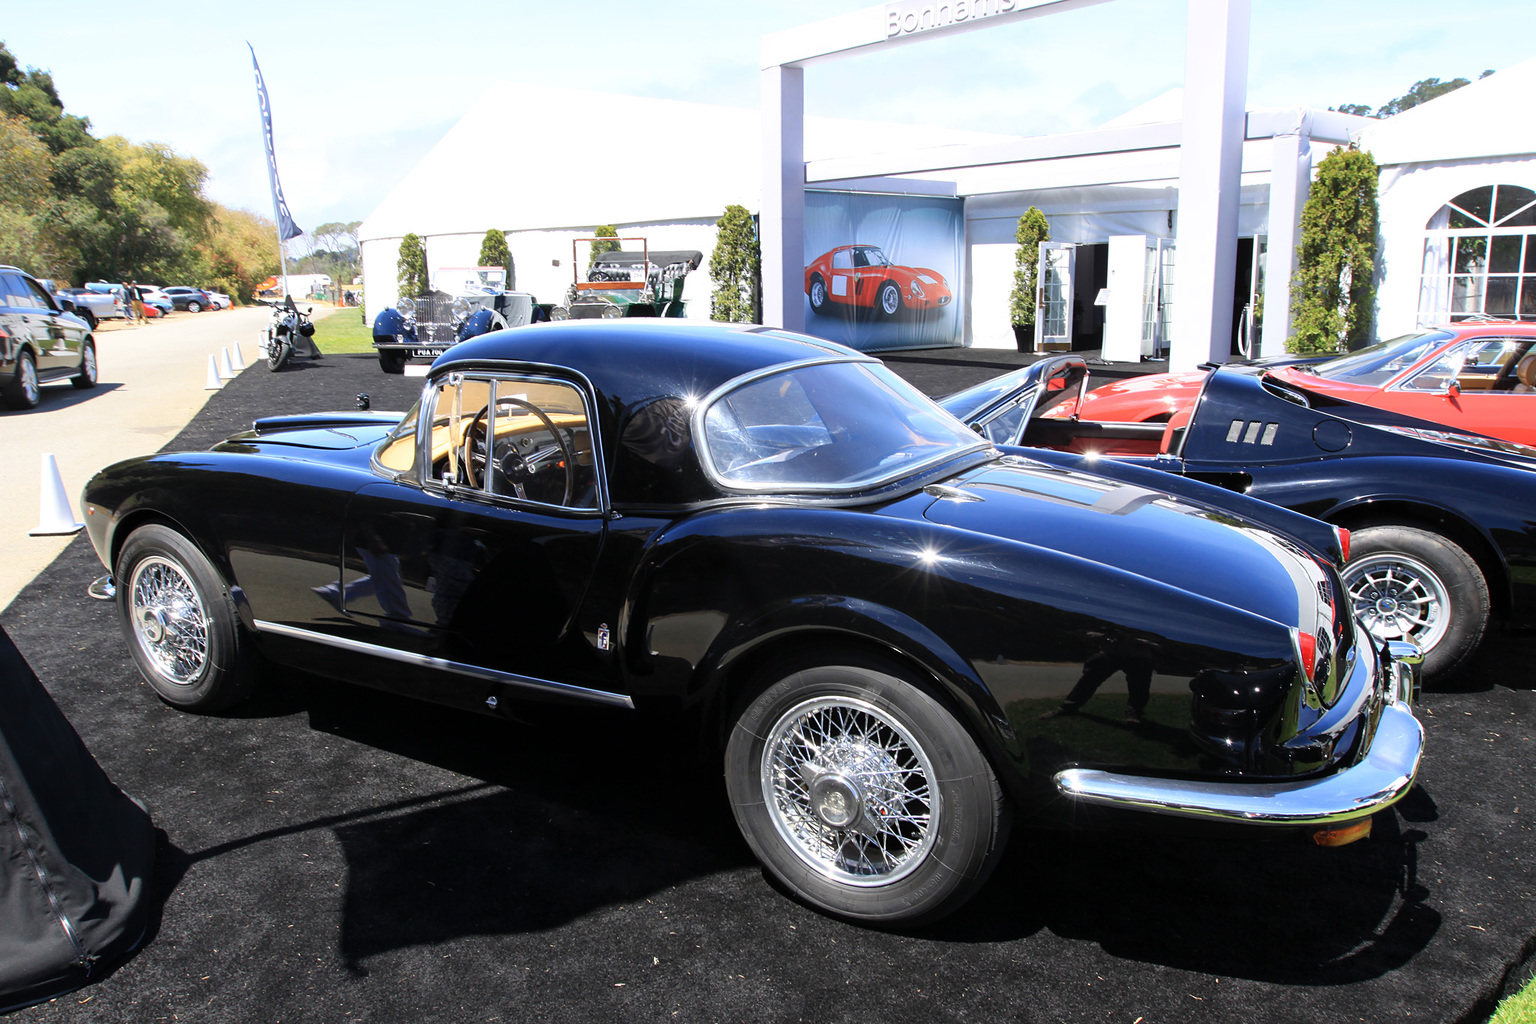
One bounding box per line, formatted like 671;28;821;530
1493;982;1536;1023
313;306;376;354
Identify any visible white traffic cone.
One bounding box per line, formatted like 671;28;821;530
230;342;247;371
205;354;222;390
219;348;236;380
29;453;84;536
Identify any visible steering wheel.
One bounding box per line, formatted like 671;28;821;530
460;398;577;505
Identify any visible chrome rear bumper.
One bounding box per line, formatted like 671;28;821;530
1054;637;1424;826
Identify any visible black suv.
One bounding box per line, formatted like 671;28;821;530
1;265;97;410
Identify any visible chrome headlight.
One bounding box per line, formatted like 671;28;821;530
396;297;416;321
550;306;569;321
601;304;624;319
451;297;472;321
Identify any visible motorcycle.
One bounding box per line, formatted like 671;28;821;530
260;296;321;371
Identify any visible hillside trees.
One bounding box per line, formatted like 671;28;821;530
0;41;280;294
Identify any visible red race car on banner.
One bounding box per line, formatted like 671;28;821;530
805;244;951;319
1055;322;1536;448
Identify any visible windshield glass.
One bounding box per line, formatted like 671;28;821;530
1308;331;1453;385
701;360;986;492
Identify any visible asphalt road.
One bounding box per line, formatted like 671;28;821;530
0;306;333;612
2;345;1534;1024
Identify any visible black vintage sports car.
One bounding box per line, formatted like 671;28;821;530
82;322;1422;926
942;355;1536;684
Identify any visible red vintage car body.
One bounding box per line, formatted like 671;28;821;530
1057;322;1536;448
804;244;952;318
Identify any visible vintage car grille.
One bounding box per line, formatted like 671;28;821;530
414;296;457;346
570;300;616;319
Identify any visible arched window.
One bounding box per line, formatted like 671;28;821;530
1419;184;1536;325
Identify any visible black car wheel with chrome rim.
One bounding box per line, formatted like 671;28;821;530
725;652;1009;926
116;524;260;712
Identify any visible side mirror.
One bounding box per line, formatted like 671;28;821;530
1445;377;1461;398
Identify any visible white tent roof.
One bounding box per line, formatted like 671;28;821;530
359;81;1022;243
1360;57;1536;167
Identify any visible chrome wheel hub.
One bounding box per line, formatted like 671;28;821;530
1343;553;1450;654
761;696;937;886
128;556;209;685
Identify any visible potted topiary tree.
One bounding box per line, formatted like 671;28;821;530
1009;207;1049;352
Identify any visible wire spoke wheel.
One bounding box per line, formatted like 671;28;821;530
762;696;937;886
1343;552;1451;654
726;657;1009;924
129;555;210;685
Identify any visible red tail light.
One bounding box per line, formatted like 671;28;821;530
1293;629;1318;683
1335;526;1351;563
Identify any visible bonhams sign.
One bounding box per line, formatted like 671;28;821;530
885;0;1020;38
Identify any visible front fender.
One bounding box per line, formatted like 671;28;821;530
371;307;411;343
457;308;503;342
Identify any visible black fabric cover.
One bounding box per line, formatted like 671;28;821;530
0;623;154;1010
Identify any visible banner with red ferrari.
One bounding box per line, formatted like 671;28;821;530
801;190;963;352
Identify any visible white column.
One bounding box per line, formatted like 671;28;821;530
1103;235;1149;362
761;65;805;332
1261;115;1312;356
1171;0;1250;371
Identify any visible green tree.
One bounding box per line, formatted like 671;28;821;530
0;45;93;156
197;206;281;304
1009;207;1050;330
397;233;428;297
589;224;619;268
1289;146;1378;355
1334;69;1494;119
708;205;759;323
477;228;512;286
0;114;59;274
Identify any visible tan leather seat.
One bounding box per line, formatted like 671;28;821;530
1515;352;1536;393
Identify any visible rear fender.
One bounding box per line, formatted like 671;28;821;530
704;594;1019;757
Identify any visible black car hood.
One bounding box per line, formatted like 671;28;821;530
916;456;1332;632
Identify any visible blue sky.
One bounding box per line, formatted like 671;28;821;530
4;0;1533;232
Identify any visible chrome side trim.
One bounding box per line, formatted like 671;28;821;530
1054;702;1423;826
252;620;634;710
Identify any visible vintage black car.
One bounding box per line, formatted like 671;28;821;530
941;355;1536;684
372;267;541;374
82;322;1422;925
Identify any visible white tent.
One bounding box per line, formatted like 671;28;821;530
358;81;1021;321
1362;58;1536;338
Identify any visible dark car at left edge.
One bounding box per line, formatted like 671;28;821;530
1;264;98;410
80;320;1423;926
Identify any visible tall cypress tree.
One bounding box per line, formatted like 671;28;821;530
397;233;428;297
709;205;760;323
1290;146;1378;354
477;228;512;288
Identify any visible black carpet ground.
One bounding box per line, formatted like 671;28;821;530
4;349;1534;1023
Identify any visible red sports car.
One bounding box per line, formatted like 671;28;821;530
804;244;951;319
1056;321;1536;448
